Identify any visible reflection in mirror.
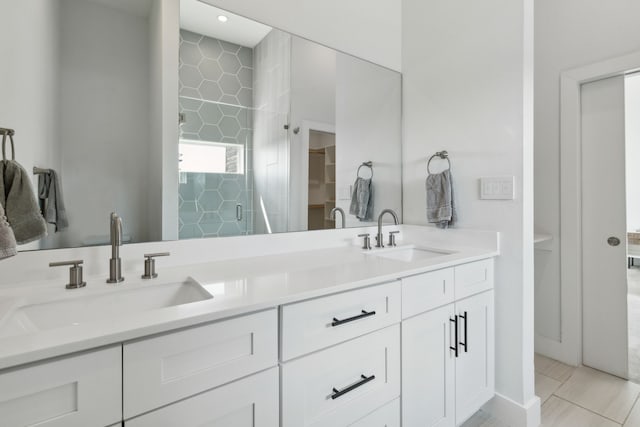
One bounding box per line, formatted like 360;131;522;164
0;0;402;251
178;0;402;239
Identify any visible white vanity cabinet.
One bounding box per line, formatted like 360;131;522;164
124;367;279;427
280;282;401;427
122;309;278;418
0;254;497;427
402;259;495;427
0;346;122;427
454;290;495;423
350;398;400;427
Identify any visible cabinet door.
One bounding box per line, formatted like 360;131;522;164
0;346;122;427
454;290;495;425
402;304;455;427
125;367;279;427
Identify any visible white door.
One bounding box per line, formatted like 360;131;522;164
455;291;495;426
402;304;455;427
581;75;629;378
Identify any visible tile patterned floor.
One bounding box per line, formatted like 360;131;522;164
462;354;640;426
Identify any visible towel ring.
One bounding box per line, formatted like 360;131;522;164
427;151;450;174
357;161;373;179
1;131;15;162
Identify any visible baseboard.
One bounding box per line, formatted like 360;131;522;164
483;393;541;427
535;333;580;366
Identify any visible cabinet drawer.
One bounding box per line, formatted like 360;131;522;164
402;268;454;318
282;325;400;427
350;398;400;427
0;346;121;427
126;367;279;427
454;259;494;299
123;309;277;418
281;281;400;360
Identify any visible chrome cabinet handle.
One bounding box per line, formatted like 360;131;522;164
331;310;376;327
331;374;375;400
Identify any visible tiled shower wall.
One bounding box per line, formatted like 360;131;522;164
178;30;254;238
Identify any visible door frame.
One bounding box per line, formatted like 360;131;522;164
558;51;640;366
297;120;336;230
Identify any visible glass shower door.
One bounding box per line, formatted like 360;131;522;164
177;99;252;239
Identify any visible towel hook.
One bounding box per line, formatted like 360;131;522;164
357;161;373;179
427;151;451;174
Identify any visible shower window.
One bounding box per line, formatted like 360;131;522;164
179;139;245;175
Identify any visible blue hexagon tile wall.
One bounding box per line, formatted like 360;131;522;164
178;30;254;239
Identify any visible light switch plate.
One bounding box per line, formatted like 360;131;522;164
480;176;515;200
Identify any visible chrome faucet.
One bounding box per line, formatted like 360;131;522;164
329;207;346;229
376;209;399;248
107;212;125;283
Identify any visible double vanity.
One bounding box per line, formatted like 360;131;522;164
0;225;498;427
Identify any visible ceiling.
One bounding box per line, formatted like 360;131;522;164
180;0;272;48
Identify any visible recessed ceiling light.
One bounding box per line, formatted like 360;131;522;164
218;15;228;23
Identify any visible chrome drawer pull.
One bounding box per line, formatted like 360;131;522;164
331;310;376;327
331;374;376;400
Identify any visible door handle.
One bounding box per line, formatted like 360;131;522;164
607;236;621;246
236;204;243;221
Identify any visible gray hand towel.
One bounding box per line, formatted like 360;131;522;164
349;177;374;221
38;169;69;231
0;201;17;260
426;169;456;229
1;160;47;244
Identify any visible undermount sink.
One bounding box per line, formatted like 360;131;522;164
368;246;455;262
4;279;212;334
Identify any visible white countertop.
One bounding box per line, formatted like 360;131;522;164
0;230;498;370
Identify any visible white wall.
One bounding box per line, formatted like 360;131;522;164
149;0;180;241
535;0;640;358
626;74;640;231
289;37;336;231
402;0;536;423
199;0;401;72
0;0;61;250
58;0;151;246
253;29;292;234
336;53;402;228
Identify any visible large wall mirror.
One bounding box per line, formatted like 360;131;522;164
0;0;402;251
